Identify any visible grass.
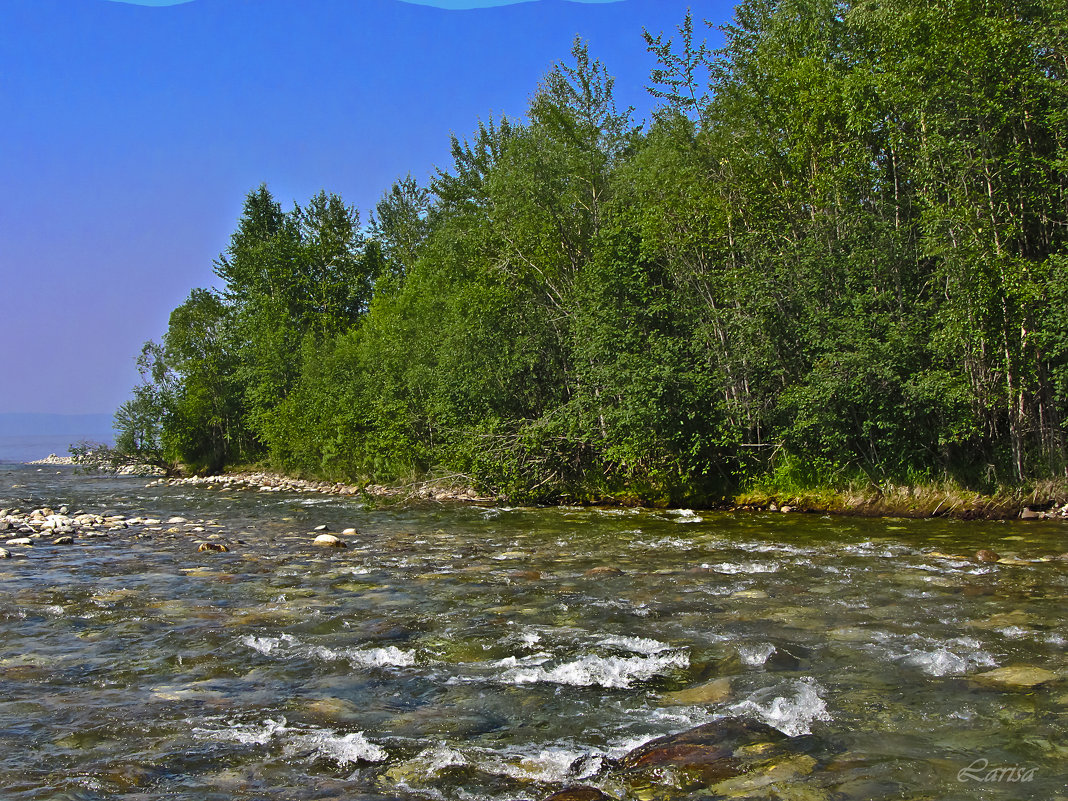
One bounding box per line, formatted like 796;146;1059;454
734;474;1068;519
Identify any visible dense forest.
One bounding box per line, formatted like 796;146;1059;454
115;0;1068;505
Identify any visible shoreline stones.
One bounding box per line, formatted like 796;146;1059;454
146;471;495;503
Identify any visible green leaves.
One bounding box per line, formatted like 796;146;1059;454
118;0;1068;496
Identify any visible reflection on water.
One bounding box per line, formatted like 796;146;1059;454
1;464;1065;800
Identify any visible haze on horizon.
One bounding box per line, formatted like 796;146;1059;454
0;0;725;418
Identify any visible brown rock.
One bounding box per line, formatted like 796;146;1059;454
584;566;623;577
509;570;542;581
52;536;74;545
198;542;229;552
619;718;784;771
975;549;1000;562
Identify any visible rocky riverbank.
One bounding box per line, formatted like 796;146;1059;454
0;503;358;559
146;471;497;503
25;453;74;466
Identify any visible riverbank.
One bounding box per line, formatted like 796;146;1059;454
735;479;1068;521
152;469;1068;521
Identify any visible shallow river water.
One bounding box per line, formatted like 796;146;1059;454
1;465;1066;800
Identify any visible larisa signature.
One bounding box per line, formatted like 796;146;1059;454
957;758;1037;783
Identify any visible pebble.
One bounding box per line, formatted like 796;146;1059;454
313;534;346;548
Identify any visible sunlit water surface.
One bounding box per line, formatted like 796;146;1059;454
1;465;1065;800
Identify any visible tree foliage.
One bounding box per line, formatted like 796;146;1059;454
117;0;1068;501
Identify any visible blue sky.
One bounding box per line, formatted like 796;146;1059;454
0;0;730;415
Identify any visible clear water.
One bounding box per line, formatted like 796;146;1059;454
1;465;1065;800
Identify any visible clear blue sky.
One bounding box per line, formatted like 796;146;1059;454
0;0;731;416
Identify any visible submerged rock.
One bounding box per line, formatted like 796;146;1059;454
972;665;1059;689
661;677;732;706
543;787;610;801
584;566;624;577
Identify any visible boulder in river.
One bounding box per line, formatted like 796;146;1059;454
617;718;786;788
975;549;1000;562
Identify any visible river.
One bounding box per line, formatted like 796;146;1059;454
1;464;1065;800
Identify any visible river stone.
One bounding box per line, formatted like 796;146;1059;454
975;549;1001;562
661;677;732;706
198;542;229;553
0;548;8;558
967;609;1032;629
509;569;543;581
732;589;769;599
52;536;74;545
543;788;610;801
313;534;346;548
303;697;365;725
166;516;188;524
6;538;33;546
972;665;1059;689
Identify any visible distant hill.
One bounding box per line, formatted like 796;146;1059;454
0;413;114;439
